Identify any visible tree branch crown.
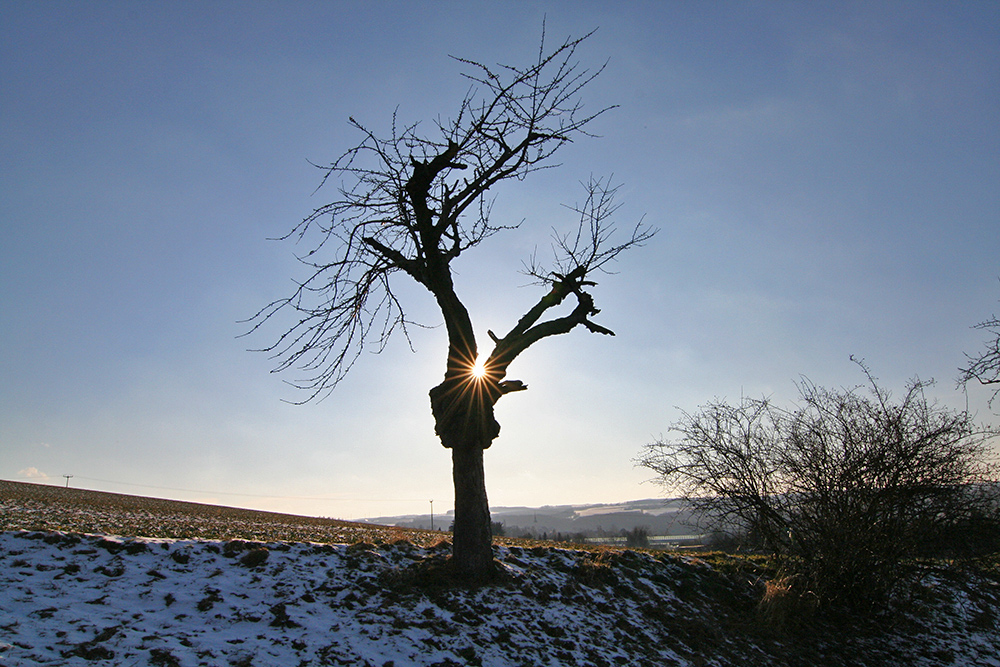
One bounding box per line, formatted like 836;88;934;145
246;27;654;403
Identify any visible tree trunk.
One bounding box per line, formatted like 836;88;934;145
424;285;502;580
450;443;494;579
429;374;500;581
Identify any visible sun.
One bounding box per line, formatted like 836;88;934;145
471;356;488;380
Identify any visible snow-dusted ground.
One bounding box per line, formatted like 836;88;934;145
1;530;741;667
1;481;998;666
2;530;999;667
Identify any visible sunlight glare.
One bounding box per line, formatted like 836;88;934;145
471;355;488;380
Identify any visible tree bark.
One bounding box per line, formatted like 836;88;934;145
450;443;494;579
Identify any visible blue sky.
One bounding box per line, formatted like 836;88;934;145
2;1;998;519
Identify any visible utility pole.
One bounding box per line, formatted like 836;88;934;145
63;475;73;488
430;499;434;531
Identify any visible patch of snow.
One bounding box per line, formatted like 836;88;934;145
1;502;998;667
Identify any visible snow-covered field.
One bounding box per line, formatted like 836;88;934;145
1;482;998;666
0;531;742;666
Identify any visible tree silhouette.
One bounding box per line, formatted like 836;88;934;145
247;27;654;579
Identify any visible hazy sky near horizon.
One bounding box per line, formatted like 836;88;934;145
2;1;998;519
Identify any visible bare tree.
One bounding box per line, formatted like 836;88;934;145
246;28;654;579
638;362;998;610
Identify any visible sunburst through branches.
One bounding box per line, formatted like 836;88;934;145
471;355;488;380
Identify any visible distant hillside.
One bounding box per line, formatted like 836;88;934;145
364;498;701;536
1;480;698;543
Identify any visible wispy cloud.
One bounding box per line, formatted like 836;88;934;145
18;467;50;481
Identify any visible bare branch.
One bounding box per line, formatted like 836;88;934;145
523;176;656;285
483;179;655;374
247;27;621;399
959;310;1000;406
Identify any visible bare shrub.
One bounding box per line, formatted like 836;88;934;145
639;362;999;611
